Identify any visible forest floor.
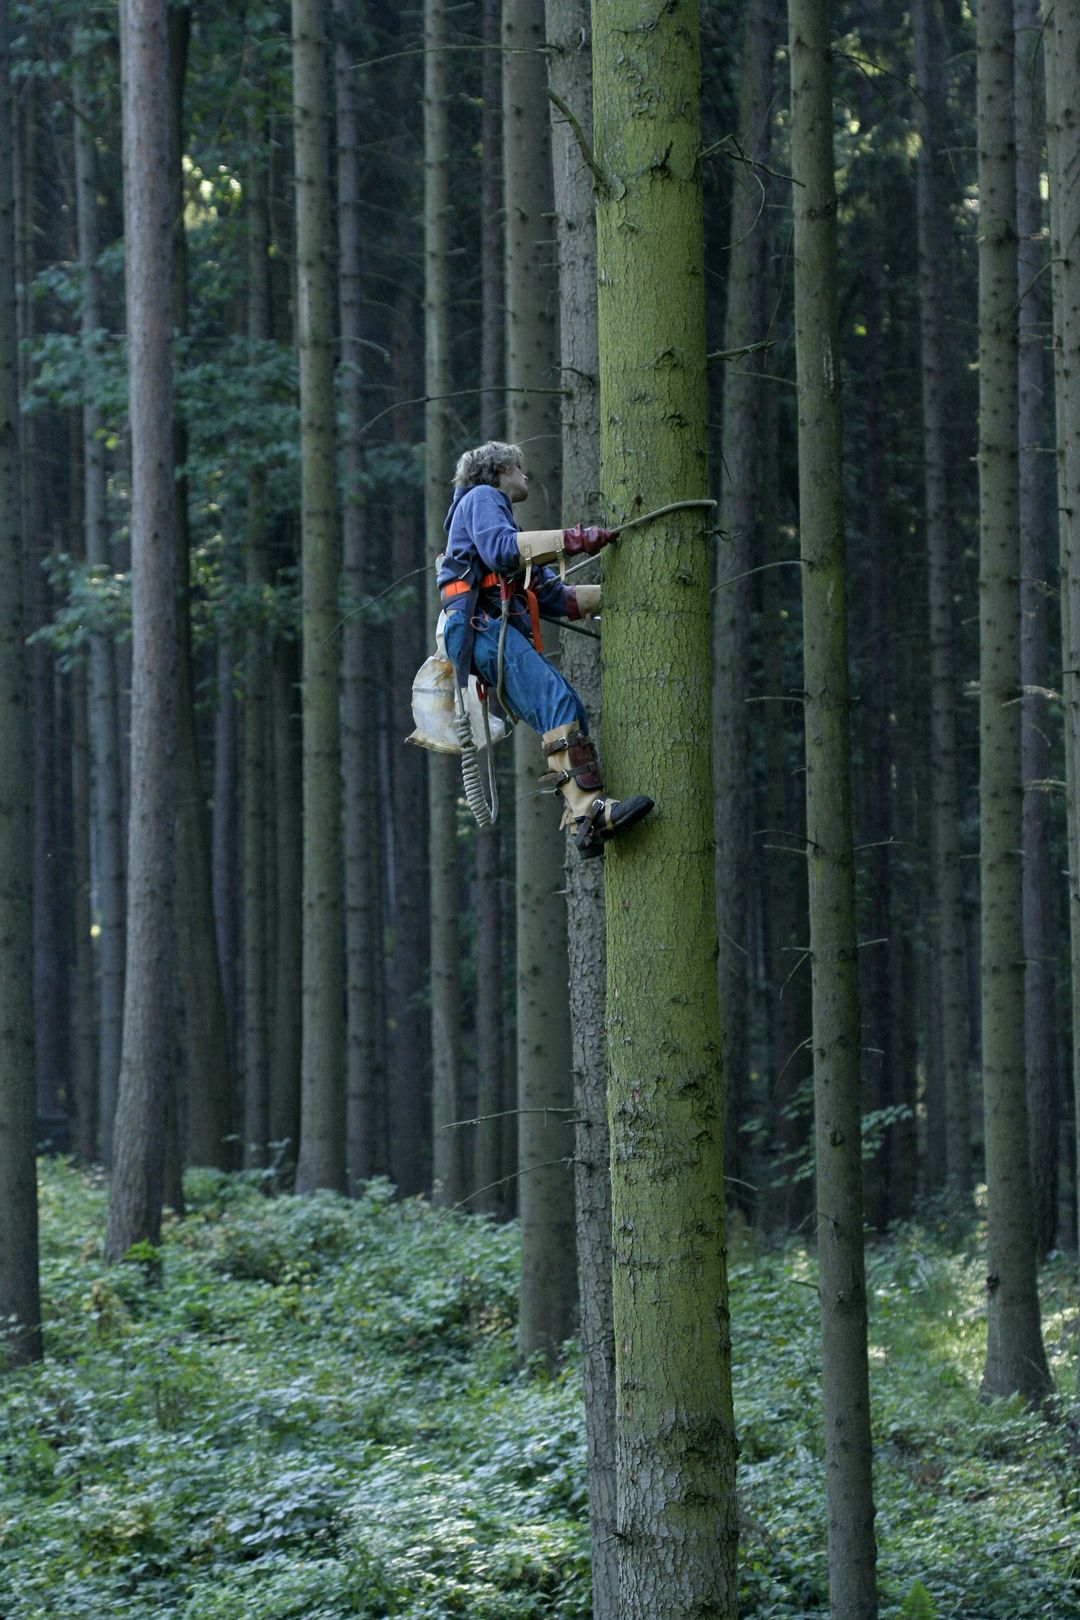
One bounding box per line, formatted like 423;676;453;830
1;1162;1078;1620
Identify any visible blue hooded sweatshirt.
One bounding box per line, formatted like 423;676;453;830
437;484;572;621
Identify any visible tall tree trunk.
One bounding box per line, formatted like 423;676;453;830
593;1;736;1610
789;1;878;1610
1043;0;1080;1386
424;0;464;1208
713;0;779;1224
1015;0;1058;1258
505;0;576;1367
977;0;1050;1402
0;0;39;1367
105;0;177;1261
912;0;972;1202
472;0;507;1220
270;630;303;1158
243;103;272;1166
546;0;615;1607
336;0;384;1189
74;49;126;1166
169;9;232;1171
293;0;345;1193
71;659;98;1163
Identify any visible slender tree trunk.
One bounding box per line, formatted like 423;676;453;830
71;659;98;1163
0;0;39;1367
336;0;384;1190
270;631;303;1158
593;1;736;1610
242;105;272;1165
977;0;1050;1402
1043;0;1080;1386
424;0;464;1208
74;52;126;1167
472;0;506;1220
546;0;615;1606
912;0;971;1201
1015;0;1058;1258
168;9;232;1171
506;0;576;1366
789;1;878;1609
293;0;345;1193
713;0;779;1222
105;0;177;1261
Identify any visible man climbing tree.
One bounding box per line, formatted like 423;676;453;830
590;0;737;1611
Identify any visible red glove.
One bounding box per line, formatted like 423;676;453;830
562;523;617;557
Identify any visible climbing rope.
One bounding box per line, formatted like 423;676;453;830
455;686;499;827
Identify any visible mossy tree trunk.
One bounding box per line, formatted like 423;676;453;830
976;0;1050;1402
0;0;39;1368
293;0;345;1193
105;0;178;1261
546;0;615;1607
789;1;878;1610
505;0;577;1366
592;1;736;1611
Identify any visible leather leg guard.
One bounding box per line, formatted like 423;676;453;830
540;726;653;857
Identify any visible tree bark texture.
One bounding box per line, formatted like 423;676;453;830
713;0;778;1220
592;2;737;1612
105;0;177;1262
0;0;40;1367
1015;0;1059;1257
789;1;879;1610
1044;0;1080;1371
293;0;345;1194
168;9;233;1171
505;0;577;1367
977;0;1051;1402
74;48;127;1167
912;0;971;1200
337;0;385;1188
243;107;272;1166
425;0;464;1209
546;0;616;1607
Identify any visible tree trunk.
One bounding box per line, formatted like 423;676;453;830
713;0;779;1224
593;1;737;1610
0;0;39;1367
270;630;303;1159
74;48;126;1166
912;0;971;1201
242;102;272;1166
1043;0;1080;1386
105;0;177;1262
169;8;233;1171
976;0;1051;1403
336;0;384;1188
424;0;464;1209
1015;0;1058;1259
789;1;879;1610
473;0;506;1217
546;0;615;1607
505;0;576;1367
293;0;345;1193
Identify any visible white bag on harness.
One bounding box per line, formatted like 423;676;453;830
405;612;508;754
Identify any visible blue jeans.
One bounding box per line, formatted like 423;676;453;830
444;607;587;735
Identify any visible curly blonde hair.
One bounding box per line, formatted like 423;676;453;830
452;440;523;490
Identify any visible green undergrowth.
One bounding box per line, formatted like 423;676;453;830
1;1162;1077;1618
